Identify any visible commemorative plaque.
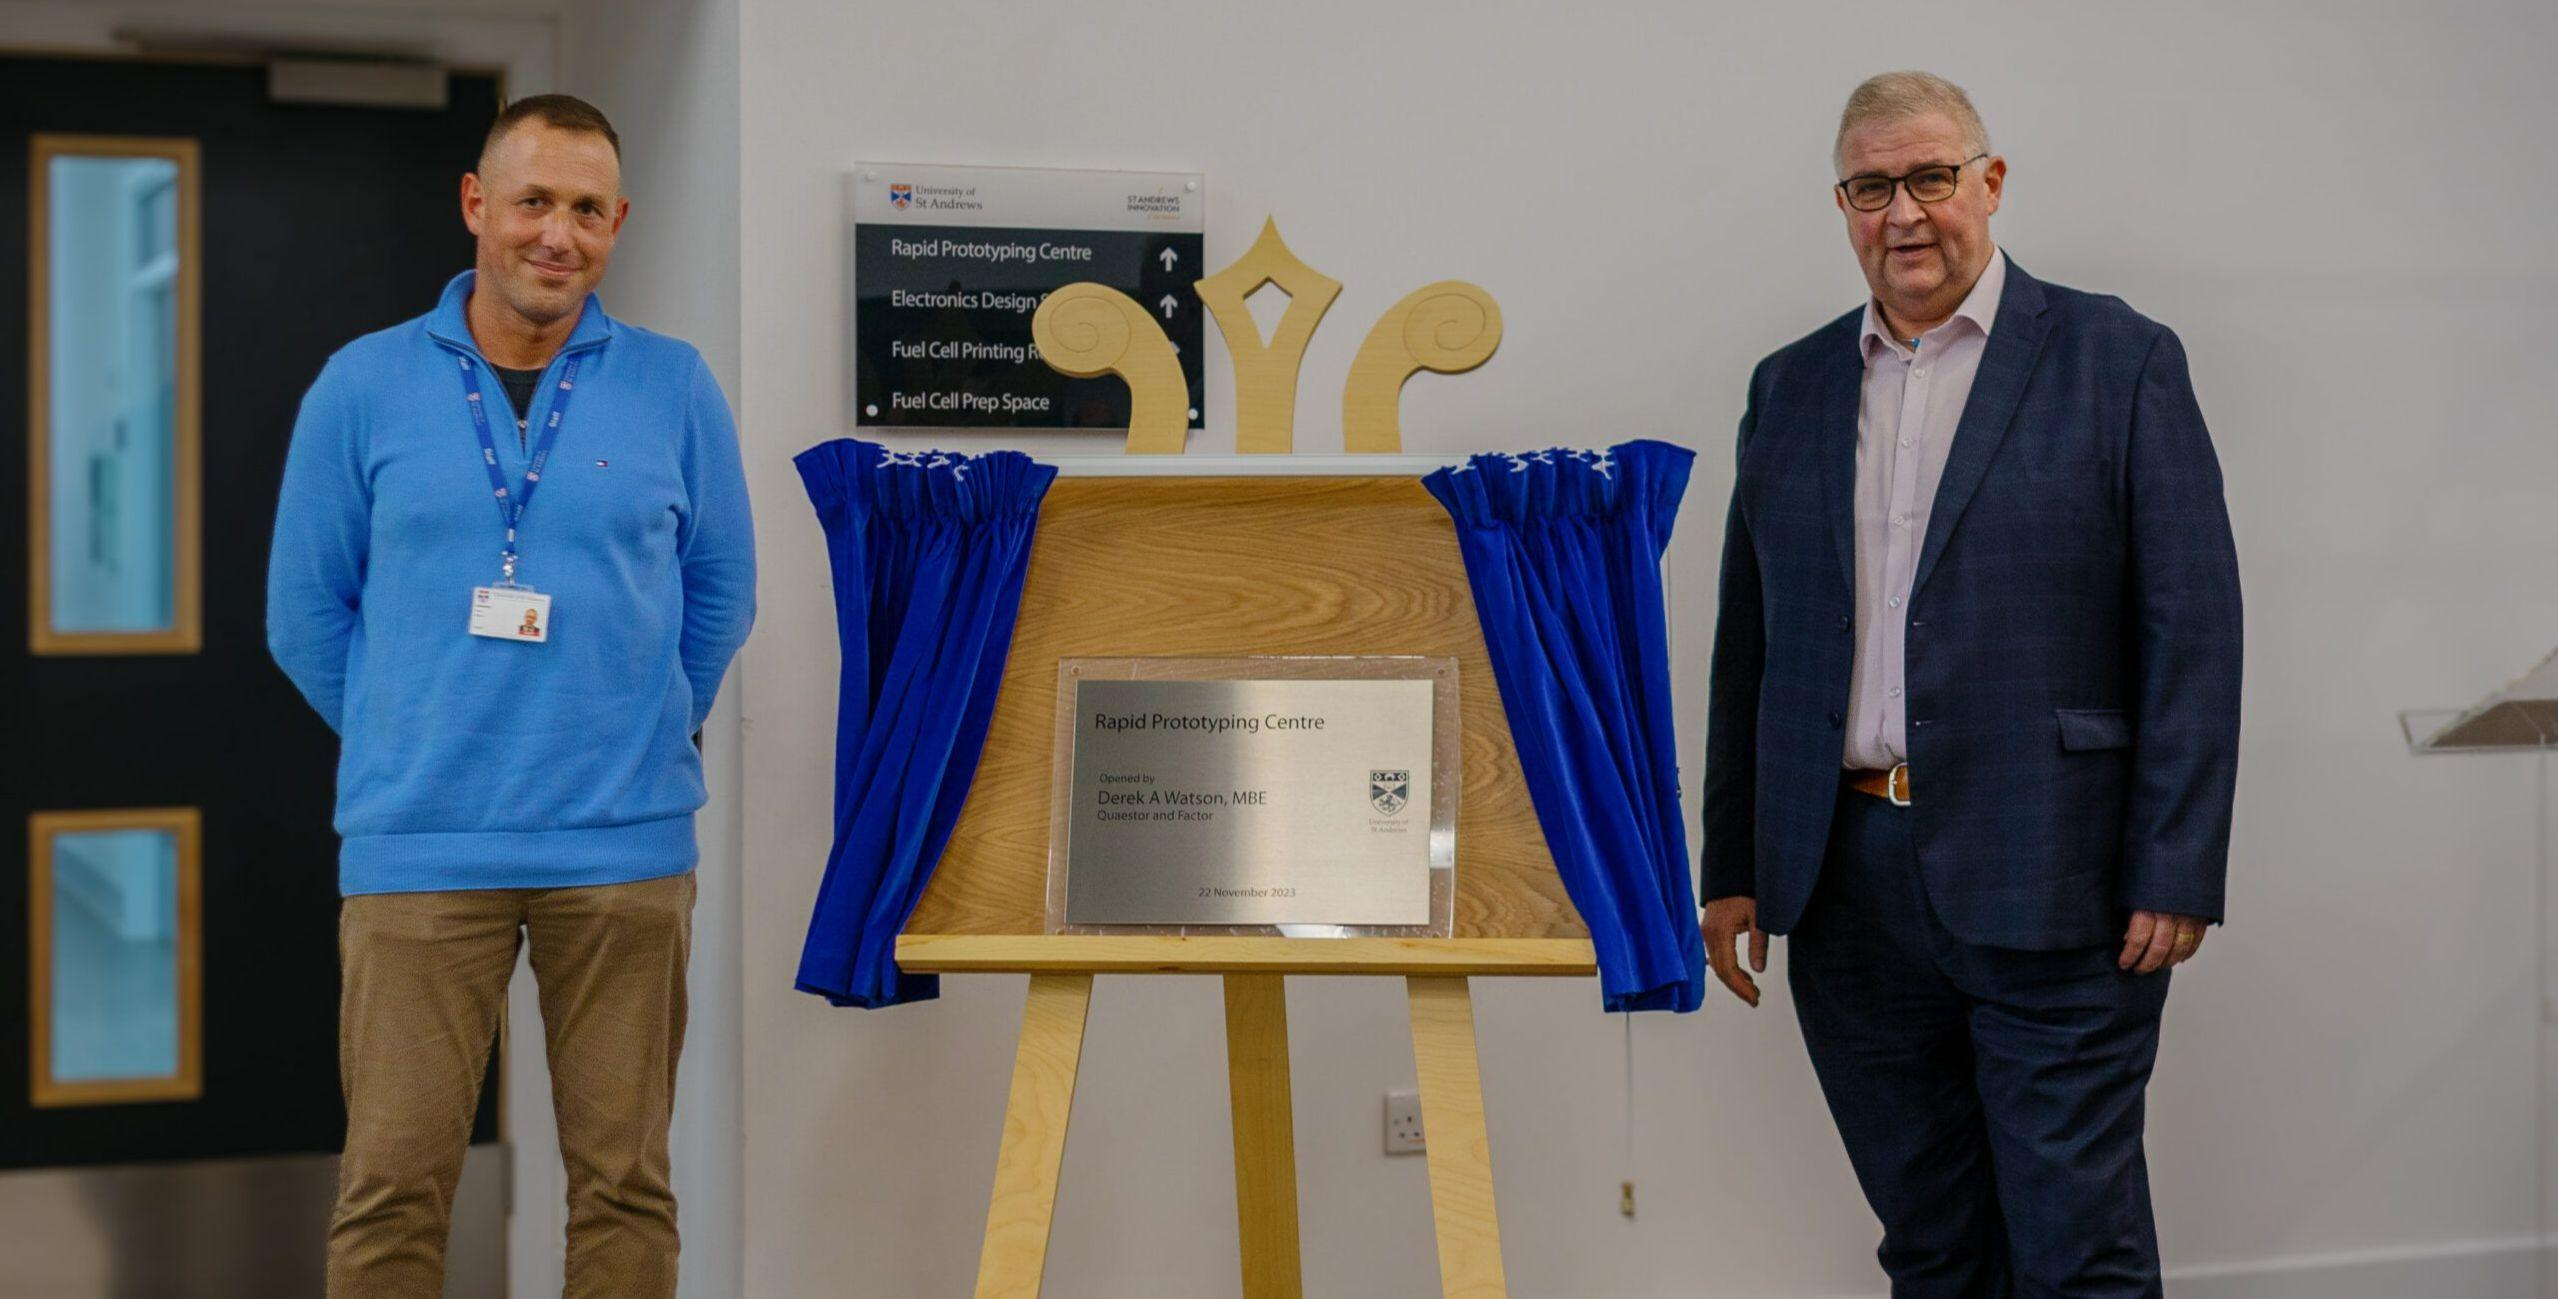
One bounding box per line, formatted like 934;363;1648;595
1049;658;1458;933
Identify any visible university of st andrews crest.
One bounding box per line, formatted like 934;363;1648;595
1370;769;1410;816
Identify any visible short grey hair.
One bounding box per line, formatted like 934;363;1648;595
1833;71;1991;175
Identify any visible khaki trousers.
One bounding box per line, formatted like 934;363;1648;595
329;871;695;1298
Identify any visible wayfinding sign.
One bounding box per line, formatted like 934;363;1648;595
849;162;1205;430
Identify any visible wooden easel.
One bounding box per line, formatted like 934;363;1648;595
910;231;1571;1295
899;936;1593;1298
897;472;1594;1299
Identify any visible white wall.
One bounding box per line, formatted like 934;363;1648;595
726;1;2558;1295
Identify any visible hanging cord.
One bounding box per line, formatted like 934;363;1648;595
1620;1009;1638;1219
2527;741;2547;1299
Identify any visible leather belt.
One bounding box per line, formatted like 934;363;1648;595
1847;762;1912;806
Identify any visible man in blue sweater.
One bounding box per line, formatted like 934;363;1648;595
266;94;754;1297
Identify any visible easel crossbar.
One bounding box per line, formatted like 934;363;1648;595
898;935;1595;976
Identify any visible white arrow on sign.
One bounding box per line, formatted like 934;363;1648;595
1158;294;1179;319
1158;247;1179;271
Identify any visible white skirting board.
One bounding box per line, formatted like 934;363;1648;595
2163;1237;2546;1299
1806;1237;2547;1299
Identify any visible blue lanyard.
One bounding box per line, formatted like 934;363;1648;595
450;350;582;585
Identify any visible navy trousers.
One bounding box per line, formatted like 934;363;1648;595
1789;786;2169;1297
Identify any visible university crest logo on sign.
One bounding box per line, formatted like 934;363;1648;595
1369;769;1410;816
888;182;913;209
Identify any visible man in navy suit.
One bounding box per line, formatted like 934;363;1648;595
1700;71;2241;1296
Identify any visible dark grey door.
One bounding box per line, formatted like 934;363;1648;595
1;53;505;1296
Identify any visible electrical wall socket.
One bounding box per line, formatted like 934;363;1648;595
1384;1089;1425;1154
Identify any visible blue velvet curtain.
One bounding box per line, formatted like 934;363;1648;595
794;441;1057;1008
1423;441;1706;1012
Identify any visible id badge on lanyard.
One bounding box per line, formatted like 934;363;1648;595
453;351;580;645
469;585;553;642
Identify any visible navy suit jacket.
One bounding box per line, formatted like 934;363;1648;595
1702;261;2242;949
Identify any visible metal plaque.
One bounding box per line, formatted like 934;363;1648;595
1054;666;1450;929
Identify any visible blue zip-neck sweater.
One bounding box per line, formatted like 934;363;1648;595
268;271;756;895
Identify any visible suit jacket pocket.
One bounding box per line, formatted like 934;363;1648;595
2056;707;2134;751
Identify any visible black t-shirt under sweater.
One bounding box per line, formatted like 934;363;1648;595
493;364;544;448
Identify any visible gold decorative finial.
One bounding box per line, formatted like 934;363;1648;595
1192;218;1343;454
1342;281;1502;454
1032;219;1502;455
1030;283;1188;454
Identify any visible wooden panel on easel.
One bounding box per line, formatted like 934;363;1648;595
906;476;1583;942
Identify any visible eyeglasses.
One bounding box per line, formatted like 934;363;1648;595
1837;154;1989;212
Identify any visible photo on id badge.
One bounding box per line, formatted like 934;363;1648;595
470;585;552;644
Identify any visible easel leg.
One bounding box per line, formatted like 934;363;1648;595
1222;973;1306;1299
1407;975;1508;1299
974;973;1093;1299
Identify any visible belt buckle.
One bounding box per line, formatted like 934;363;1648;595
1887;762;1911;807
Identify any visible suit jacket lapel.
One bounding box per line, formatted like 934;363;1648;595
1815;318;1864;601
1910;262;2051;600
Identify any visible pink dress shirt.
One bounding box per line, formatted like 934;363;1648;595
1844;248;2008;771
